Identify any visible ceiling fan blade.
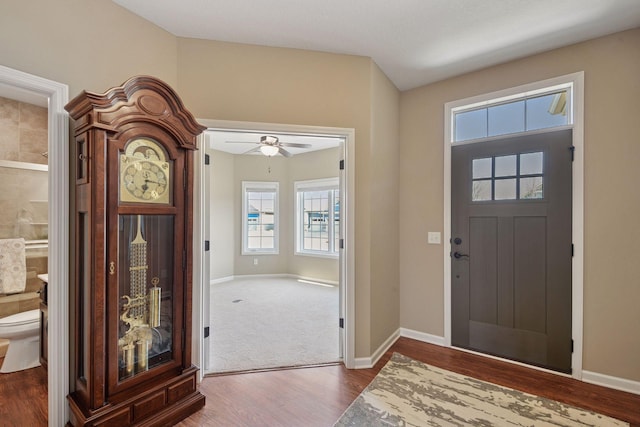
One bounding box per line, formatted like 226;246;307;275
280;142;312;148
278;147;292;158
226;140;260;144
242;146;263;155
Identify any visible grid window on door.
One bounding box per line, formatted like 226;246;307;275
472;152;544;201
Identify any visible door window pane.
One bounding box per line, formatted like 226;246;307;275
520;152;544;175
495;155;517;177
472;180;492;201
520;177;544;199
472;158;492;179
495;179;517;200
488;101;525;137
455;109;487;142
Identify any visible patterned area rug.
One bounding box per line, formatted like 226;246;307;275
335;353;628;426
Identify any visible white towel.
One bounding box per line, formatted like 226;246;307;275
0;238;26;294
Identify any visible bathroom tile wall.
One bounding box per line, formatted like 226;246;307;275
0;96;48;164
0;96;48;240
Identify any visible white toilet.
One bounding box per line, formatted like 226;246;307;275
0;308;41;373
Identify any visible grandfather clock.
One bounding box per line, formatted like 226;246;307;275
65;76;206;426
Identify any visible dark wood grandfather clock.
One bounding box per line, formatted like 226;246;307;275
65;76;206;426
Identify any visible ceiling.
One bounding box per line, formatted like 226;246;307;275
206;130;343;156
113;0;640;91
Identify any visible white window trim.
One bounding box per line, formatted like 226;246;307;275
443;72;585;380
241;181;279;255
294;177;340;258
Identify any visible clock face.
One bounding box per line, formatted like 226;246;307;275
120;138;171;204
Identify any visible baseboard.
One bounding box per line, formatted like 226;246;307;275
210;274;338;286
582;370;640;396
399;328;446;346
354;329;400;369
210;276;234;285
287;274;339;286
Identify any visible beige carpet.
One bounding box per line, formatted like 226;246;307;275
335;353;628;426
208;276;340;373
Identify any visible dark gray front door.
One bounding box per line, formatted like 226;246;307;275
451;129;572;373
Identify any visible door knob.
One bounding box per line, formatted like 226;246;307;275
453;251;469;259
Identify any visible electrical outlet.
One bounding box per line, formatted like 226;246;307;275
253;258;258;265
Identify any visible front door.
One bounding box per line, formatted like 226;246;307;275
451;129;572;373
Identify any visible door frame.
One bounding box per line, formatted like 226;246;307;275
0;65;70;425
191;119;356;374
443;72;585;379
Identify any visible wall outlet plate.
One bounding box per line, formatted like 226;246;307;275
427;232;441;244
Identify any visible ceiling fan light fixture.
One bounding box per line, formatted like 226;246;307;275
260;145;279;156
261;135;279;144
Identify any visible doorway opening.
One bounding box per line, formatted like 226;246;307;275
0;65;69;426
194;121;355;374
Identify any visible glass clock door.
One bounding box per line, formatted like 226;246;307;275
117;214;174;380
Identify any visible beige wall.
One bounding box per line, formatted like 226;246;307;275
399;28;640;382
0;0;178;97
177;38;400;356
208;147;340;283
370;64;401;350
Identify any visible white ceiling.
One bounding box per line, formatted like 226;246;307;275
206;130;343;156
113;0;640;91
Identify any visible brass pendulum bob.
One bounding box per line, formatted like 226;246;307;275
123;343;135;375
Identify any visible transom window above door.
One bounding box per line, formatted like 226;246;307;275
472;151;544;201
453;89;571;143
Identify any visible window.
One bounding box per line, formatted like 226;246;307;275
295;178;340;257
472;152;544;201
454;89;571;142
242;181;279;254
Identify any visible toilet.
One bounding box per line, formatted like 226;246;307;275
0;309;40;373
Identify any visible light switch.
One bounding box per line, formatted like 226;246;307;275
428;232;441;244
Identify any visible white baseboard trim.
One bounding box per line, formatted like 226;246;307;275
354;329;401;369
400;328;446;346
210;276;234;285
287;274;339;286
582;370;640;396
352;327;640;399
210;273;338;286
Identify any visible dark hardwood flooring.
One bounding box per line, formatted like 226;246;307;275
179;337;640;426
1;337;638;426
0;361;47;427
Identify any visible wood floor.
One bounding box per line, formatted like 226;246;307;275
1;337;639;426
178;337;640;426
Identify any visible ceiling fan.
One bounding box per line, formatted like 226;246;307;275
226;135;312;157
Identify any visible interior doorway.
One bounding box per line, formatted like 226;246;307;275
199;124;351;373
0;65;69;426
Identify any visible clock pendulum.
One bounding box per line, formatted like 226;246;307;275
119;215;162;376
